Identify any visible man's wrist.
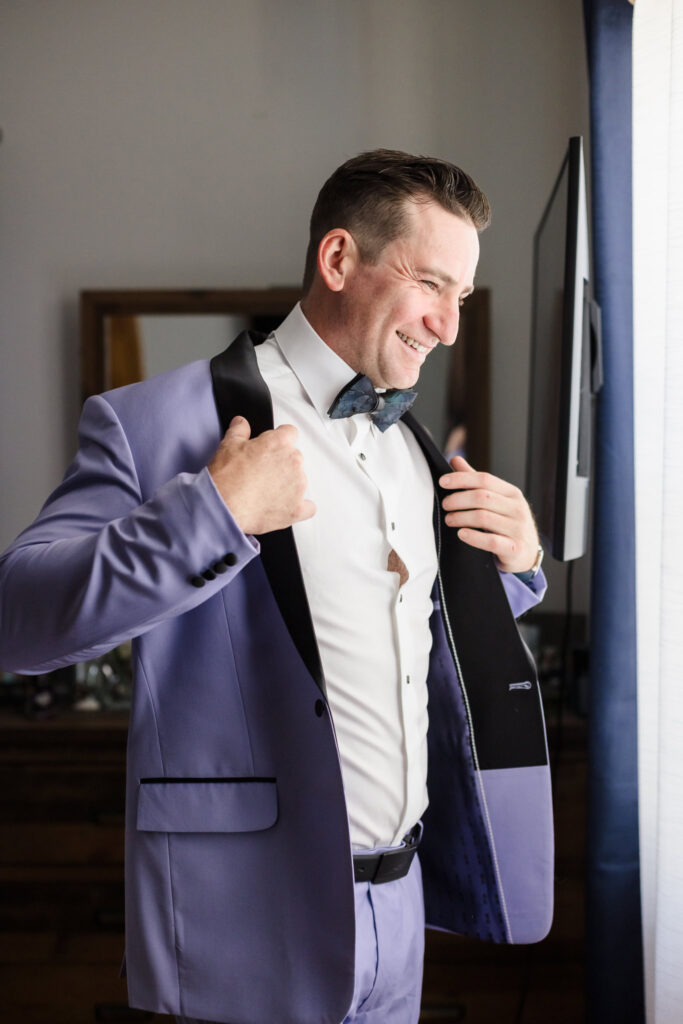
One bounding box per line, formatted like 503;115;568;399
512;545;544;583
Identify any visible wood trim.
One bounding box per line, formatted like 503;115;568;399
445;288;491;470
80;288;302;402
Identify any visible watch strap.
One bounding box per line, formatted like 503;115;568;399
512;545;544;583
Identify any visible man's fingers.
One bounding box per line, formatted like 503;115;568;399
442;488;513;517
443;454;477;485
439;466;518;499
226;415;252;442
445;508;510;533
274;421;299;438
296;499;317;522
438;450;540;570
222;418;299;454
208;416;313;535
457;527;512;560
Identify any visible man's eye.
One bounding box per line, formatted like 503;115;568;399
421;280;438;291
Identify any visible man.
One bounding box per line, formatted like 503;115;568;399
0;150;552;1024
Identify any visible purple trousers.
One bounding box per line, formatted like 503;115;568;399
176;854;425;1024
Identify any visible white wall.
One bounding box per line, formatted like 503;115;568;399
0;0;589;609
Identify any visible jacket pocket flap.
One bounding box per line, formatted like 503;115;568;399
136;779;278;833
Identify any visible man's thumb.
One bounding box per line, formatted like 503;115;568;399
225;415;251;442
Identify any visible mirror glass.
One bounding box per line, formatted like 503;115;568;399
104;315;250;387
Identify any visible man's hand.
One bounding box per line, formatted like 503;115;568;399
439;455;539;574
208;417;316;535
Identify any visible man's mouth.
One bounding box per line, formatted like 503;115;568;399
397;331;432;354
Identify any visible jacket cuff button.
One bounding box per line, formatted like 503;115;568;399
212;560;228;574
189;575;206;588
223;553;237;566
202;568;216;581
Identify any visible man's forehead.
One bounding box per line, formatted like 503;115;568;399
402;201;480;277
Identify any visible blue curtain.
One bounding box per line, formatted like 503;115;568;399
583;2;644;1021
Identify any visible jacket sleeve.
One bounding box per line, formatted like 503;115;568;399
0;395;259;674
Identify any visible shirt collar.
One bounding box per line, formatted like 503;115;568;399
272;303;356;421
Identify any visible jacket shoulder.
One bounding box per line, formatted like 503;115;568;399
97;360;221;490
103;359;212;421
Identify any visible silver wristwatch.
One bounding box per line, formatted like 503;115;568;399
512;545;544;583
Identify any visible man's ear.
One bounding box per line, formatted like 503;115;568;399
316;229;359;292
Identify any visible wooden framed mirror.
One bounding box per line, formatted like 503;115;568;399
80;287;490;468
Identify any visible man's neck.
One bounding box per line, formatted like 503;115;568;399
299;291;350;369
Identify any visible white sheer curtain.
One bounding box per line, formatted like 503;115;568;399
633;2;683;1022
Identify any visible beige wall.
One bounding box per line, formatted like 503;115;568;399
0;0;590;609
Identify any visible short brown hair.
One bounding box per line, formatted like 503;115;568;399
302;148;490;293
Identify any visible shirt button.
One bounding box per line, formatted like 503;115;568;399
406;675;411;685
359;452;366;461
391;522;396;530
399;594;403;603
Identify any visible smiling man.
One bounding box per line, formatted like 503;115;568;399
0;150;553;1024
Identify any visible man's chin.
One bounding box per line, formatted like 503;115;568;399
391;372;420;391
366;365;420;391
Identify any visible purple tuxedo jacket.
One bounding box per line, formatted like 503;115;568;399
0;332;553;1024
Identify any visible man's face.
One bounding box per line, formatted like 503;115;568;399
332;200;480;390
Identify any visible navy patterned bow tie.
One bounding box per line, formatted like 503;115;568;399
327;373;418;432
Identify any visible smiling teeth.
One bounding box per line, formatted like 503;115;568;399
397;331;428;353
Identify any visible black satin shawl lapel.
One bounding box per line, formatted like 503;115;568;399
402;412;546;768
403;410;511;593
402;409;531;648
210;332;325;694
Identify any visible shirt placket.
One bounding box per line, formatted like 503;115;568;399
350;419;421;841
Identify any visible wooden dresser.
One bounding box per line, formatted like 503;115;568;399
0;706;586;1024
0;711;157;1023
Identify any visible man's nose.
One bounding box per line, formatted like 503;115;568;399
425;299;460;347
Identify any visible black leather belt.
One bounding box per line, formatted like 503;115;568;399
353;824;422;885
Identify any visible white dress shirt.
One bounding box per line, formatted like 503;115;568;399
255;304;438;850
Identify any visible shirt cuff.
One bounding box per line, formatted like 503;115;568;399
499;567;547;618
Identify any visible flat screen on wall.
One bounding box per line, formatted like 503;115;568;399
526;136;602;562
